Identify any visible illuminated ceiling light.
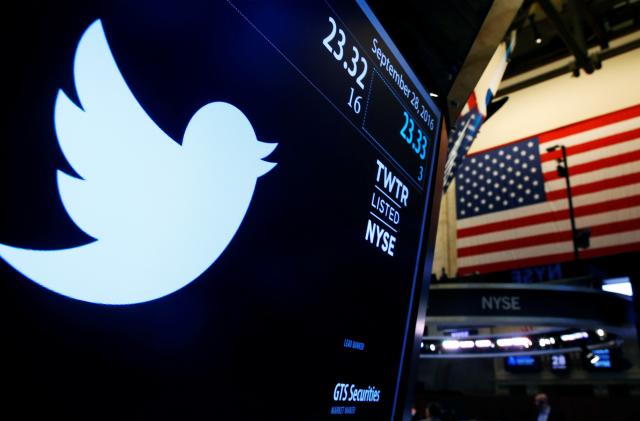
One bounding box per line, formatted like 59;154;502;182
596;329;606;337
442;340;460;350
602;277;633;296
475;339;493;348
429;92;438;98
459;340;475;349
429;344;436;352
590;355;600;364
560;331;589;342
496;337;532;348
529;15;543;46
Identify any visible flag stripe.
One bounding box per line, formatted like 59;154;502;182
541;136;640;173
465;105;640;158
540;128;640;163
459;229;640;272
458;217;640;257
538;104;640;143
459;241;640;275
541;117;640;150
458;181;640;229
458;205;640;247
546;172;640;201
543;149;640;182
458;194;640;238
544;161;640;192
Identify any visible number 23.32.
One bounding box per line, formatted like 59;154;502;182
322;17;368;115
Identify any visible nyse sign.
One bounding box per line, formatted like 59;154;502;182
481;295;521;311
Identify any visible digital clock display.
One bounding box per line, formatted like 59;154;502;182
0;1;442;419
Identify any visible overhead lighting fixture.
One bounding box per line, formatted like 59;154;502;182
475;339;493;348
442;340;460;350
539;337;556;347
602;277;633;296
429;92;439;98
529;15;543;45
459;340;475;349
560;331;589;342
596;329;606;337
429;344;436;352
496;337;532;348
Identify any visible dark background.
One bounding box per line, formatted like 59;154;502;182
0;1;442;419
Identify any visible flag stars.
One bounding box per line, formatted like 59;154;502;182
456;139;545;219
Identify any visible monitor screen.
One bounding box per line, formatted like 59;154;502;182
550;354;569;372
0;1;442;418
505;355;542;372
589;349;613;369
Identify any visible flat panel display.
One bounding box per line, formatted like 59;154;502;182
0;1;442;419
504;355;541;373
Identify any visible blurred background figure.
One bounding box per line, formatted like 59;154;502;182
534;392;565;421
426;402;444;421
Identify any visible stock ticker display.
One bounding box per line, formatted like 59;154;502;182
0;1;442;418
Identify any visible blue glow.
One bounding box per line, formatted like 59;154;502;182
602;277;633;297
591;349;612;368
506;356;536;366
0;20;276;305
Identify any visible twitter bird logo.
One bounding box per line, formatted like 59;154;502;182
0;20;277;305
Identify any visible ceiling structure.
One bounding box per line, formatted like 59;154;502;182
371;0;640;119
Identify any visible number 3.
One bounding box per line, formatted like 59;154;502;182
419;133;428;159
347;46;359;77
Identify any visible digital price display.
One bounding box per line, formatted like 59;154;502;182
550;354;569;372
505;356;542;373
0;1;443;419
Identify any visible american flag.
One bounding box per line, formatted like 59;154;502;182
456;104;640;276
